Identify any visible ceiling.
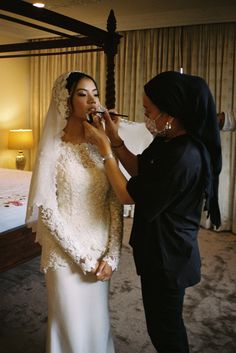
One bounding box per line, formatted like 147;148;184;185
0;0;235;40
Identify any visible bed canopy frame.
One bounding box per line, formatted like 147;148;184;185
0;0;122;109
0;0;122;272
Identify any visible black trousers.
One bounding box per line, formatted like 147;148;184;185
140;273;190;353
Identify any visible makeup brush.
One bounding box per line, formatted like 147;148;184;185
94;111;128;118
86;111;128;124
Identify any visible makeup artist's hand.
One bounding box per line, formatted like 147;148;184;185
103;110;121;146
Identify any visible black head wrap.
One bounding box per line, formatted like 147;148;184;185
144;71;222;228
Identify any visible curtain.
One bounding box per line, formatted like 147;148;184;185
29;22;236;232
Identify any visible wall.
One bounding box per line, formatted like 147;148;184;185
0;34;30;170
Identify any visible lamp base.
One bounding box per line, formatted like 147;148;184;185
16;151;26;170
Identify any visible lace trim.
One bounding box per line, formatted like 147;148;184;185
52;72;70;117
60;140;103;168
37;141;123;274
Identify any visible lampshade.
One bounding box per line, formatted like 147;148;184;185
8;129;34;170
8;129;34;150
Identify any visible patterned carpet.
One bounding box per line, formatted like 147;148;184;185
0;218;236;353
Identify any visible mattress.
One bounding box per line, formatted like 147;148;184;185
0;168;32;233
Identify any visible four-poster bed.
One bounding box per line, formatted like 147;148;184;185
0;0;122;271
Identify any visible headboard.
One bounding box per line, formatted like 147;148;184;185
0;0;122;109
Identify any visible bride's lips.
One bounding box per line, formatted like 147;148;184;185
86;107;128;124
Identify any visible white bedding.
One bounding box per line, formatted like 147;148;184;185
0;168;32;233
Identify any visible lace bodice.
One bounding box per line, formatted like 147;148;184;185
37;141;123;274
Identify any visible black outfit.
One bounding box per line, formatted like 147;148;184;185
144;71;222;229
124;71;221;353
127;134;205;353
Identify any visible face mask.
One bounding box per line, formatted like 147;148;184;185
144;112;162;136
145;113;173;137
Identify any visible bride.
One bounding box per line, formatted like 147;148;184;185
26;71;123;353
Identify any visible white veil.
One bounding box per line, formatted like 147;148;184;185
25;71;81;229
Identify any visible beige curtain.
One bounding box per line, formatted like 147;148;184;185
115;28;183;121
29;22;236;232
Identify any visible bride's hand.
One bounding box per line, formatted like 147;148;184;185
83;115;110;154
95;260;113;281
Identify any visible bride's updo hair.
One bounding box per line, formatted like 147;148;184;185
66;71;98;97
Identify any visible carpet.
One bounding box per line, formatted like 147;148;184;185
0;218;236;353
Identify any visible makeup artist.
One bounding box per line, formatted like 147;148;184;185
83;71;222;353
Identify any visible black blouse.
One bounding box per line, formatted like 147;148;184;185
127;135;205;288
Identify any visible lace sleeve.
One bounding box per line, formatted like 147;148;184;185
102;189;123;271
39;207;99;274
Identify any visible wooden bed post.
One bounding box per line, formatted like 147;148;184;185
104;10;120;109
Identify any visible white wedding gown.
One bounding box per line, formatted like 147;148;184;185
36;141;123;353
45;263;114;353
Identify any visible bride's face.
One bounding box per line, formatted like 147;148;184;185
69;78;100;120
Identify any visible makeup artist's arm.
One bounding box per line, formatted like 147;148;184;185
83;118;134;205
104;110;138;177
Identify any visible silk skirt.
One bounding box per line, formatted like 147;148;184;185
45;262;115;353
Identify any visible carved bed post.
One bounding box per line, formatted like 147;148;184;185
104;10;121;109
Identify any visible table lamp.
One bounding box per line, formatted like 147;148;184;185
8;129;34;170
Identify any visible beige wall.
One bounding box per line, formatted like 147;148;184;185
0;34;30;170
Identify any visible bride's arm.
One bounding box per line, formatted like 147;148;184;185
83;113;135;205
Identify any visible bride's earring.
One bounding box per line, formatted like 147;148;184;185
65;105;72;120
65;98;72;120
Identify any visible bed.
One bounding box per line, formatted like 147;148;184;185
0;0;121;271
0;168;33;234
0;168;41;272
